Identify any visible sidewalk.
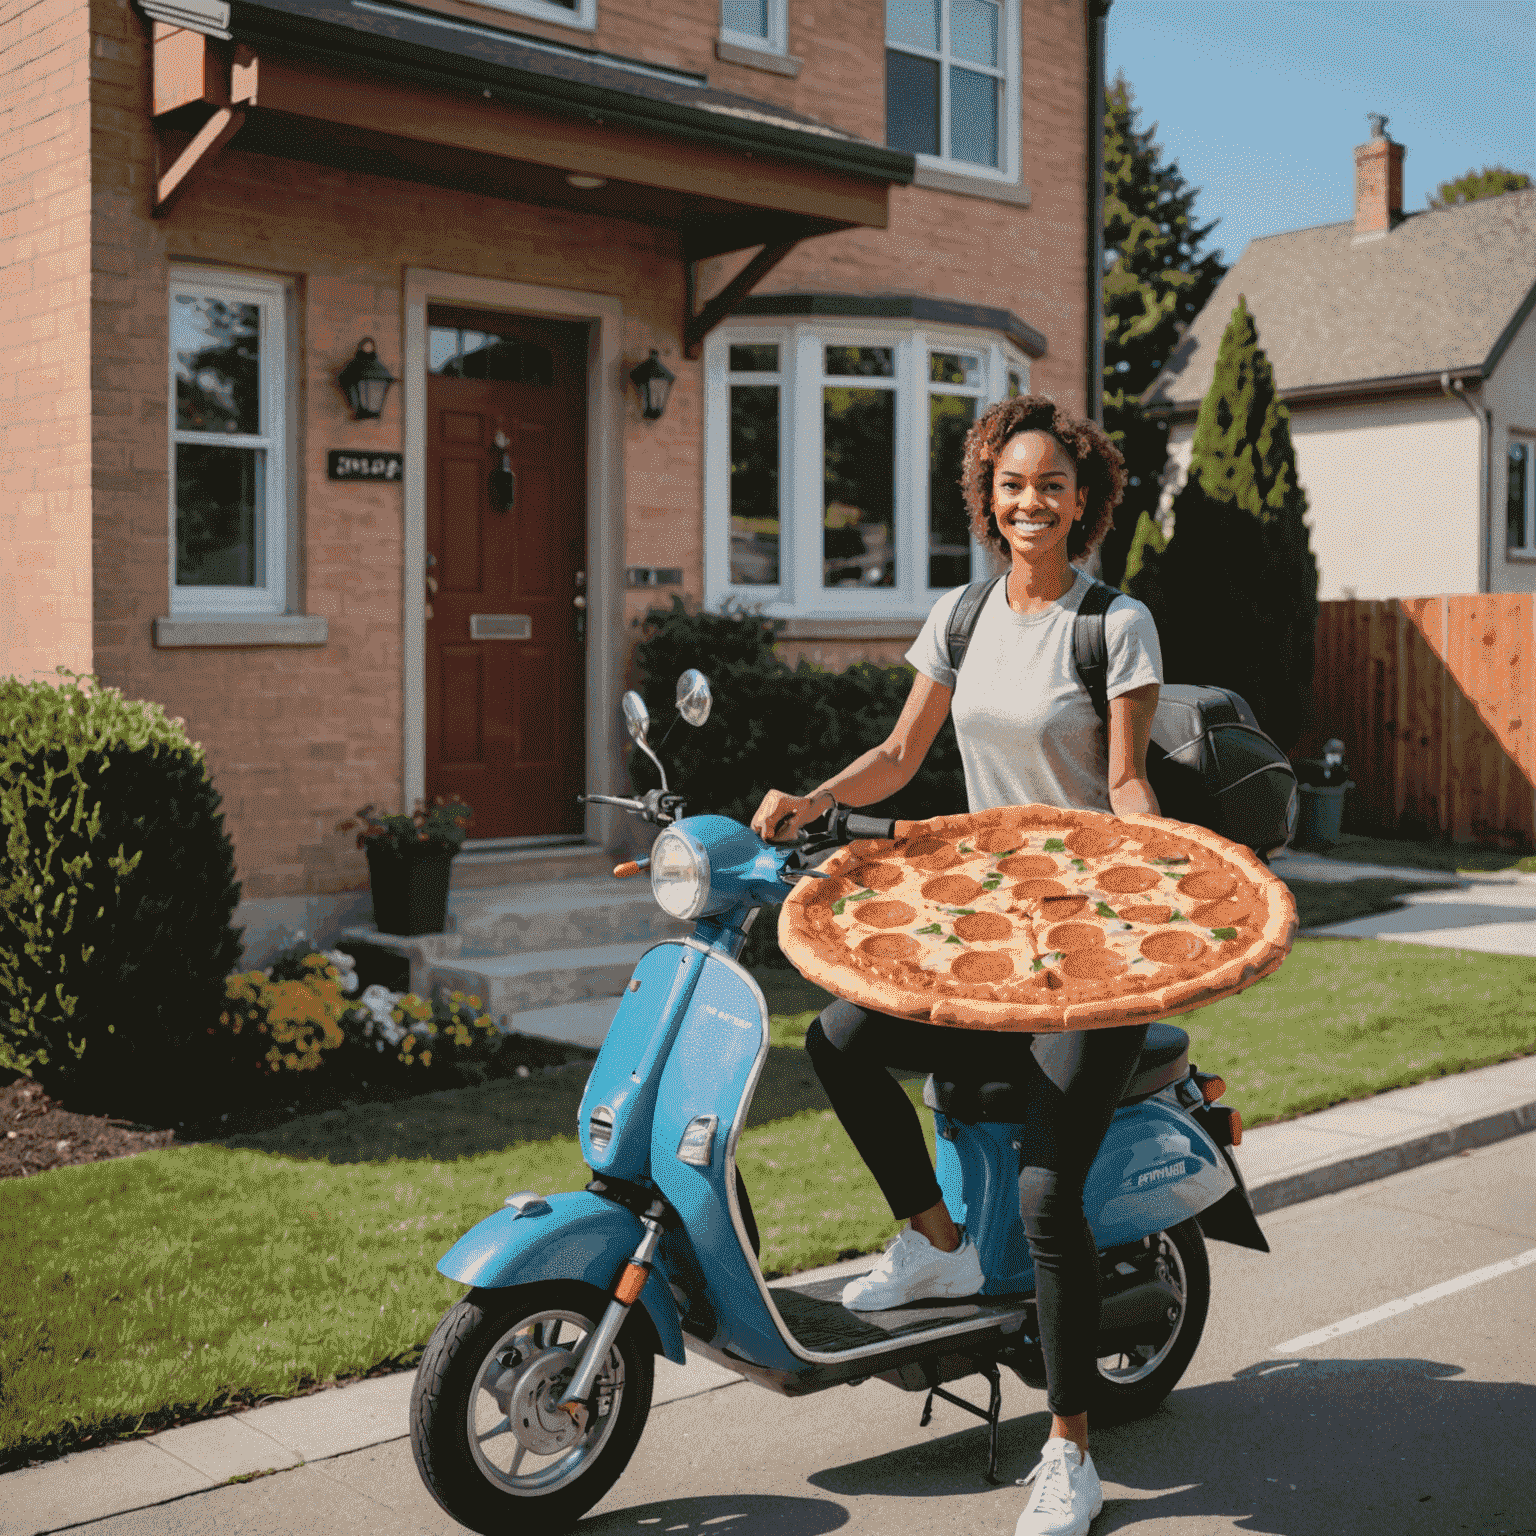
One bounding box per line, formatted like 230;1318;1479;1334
5;1051;1534;1536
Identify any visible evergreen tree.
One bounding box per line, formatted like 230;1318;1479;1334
1099;73;1227;586
1428;166;1532;208
1126;296;1319;749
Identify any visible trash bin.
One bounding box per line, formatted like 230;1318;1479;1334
1294;782;1352;850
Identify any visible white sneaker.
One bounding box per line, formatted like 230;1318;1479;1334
840;1229;984;1311
1014;1438;1103;1536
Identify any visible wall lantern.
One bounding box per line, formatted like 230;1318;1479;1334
628;349;675;421
338;337;397;420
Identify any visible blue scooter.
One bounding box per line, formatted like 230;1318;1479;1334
410;670;1270;1534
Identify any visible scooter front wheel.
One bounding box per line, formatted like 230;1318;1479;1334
410;1281;653;1535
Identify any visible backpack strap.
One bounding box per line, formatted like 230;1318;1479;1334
1073;579;1119;722
944;573;1005;676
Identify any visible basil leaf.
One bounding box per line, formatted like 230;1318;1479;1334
848;888;878;901
1071;858;1087;871
1031;957;1043;971
1211;927;1238;941
1094;901;1117;919
946;907;978;916
916;923;943;935
958;843;972;853
944;935;962;945
1043;838;1066;852
996;848;1017;858
832;898;847;916
982;879;1001;891
1171;910;1186;921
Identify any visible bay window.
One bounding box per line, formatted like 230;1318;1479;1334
706;323;1028;617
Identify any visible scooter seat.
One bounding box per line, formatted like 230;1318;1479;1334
923;1023;1191;1122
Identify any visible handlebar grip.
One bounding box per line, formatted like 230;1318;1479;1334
843;813;897;841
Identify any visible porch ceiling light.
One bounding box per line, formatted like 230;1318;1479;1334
629;349;675;421
338;337;396;421
566;172;607;189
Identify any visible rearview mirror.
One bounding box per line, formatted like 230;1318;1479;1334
621;690;650;745
675;670;712;728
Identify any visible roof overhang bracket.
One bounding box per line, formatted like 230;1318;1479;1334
683;240;800;359
152;31;257;215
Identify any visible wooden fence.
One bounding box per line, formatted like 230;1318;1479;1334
1301;596;1536;849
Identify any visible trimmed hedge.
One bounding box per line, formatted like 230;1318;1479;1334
0;673;242;1117
627;601;967;967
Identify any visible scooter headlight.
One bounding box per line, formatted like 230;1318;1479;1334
650;828;711;920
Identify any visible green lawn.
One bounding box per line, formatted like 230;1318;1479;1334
4;940;1533;1468
1305;832;1536;876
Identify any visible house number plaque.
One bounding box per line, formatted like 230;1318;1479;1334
328;450;403;481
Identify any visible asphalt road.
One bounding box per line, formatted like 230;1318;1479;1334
80;1132;1536;1536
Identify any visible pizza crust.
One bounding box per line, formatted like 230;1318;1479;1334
779;804;1297;1032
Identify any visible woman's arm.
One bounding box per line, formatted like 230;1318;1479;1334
750;671;953;841
1107;683;1162;818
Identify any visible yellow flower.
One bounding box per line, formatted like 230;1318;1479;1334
421;1050;432;1067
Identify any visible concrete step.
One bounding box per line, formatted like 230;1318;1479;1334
507;997;622;1050
448;875;687;956
451;842;616;890
429;939;652;1018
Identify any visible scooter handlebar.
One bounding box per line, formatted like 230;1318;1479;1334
841;811;897;841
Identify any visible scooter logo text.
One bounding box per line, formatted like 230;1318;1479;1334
1137;1160;1187;1187
701;1003;754;1031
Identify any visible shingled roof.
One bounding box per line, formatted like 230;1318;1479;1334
1144;188;1536;415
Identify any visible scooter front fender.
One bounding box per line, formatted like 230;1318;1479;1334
436;1190;686;1365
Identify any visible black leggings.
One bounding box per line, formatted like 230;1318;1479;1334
806;999;1149;1417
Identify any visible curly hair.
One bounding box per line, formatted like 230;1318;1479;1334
961;395;1127;563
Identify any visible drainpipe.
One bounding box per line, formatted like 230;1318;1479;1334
1086;0;1112;425
1442;371;1491;593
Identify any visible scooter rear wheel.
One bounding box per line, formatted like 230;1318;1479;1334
410;1281;654;1534
1090;1219;1210;1424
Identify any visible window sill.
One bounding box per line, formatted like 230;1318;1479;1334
154;615;329;648
715;37;801;76
1505;549;1536;563
776;617;924;642
912;164;1031;207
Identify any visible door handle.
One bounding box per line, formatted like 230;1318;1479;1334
426;552;437;619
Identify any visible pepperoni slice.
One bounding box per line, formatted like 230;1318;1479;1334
953;911;1013;942
1039;894;1090;921
976;826;1026;853
1191;899;1248;929
855;900;919;929
1062;948;1127;980
921;874;985;905
1119;904;1172;925
849;861;902;891
1097;865;1162;894
1064;826;1127;857
1141;930;1207;964
1177;871;1238;901
859;932;920;962
996;854;1059;877
951;950;1014;983
1012;878;1068;902
910;847;960;872
902;837;950;858
848;839;895;859
1045;921;1103;952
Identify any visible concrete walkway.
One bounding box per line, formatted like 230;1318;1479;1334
5;1049;1534;1536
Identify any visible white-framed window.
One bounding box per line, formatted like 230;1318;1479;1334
1509;434;1535;554
704;323;1029;617
721;0;786;53
885;0;1019;179
474;0;595;29
168;269;289;615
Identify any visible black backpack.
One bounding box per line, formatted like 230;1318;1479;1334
945;575;1299;857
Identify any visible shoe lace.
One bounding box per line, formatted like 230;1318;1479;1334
1020;1447;1075;1519
868;1231;919;1280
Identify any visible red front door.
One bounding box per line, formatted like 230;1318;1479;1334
424;308;588;839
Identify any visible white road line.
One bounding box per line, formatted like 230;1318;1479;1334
1274;1246;1536;1353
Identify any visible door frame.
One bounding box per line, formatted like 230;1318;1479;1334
403;269;626;847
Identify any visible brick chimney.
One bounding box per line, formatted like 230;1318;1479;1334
1354;113;1404;236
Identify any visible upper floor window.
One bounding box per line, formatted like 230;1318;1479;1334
168;269;289;615
721;0;786;53
886;0;1017;176
705;323;1028;617
1510;436;1534;553
478;0;595;30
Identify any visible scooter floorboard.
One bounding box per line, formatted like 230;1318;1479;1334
769;1272;1030;1353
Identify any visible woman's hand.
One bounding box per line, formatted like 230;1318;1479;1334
751;788;835;843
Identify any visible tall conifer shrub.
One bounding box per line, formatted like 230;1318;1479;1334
1127;297;1319;748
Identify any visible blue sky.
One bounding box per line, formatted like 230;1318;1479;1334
1105;0;1536;263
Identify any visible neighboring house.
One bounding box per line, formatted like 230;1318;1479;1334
2;0;1110;952
1143;121;1536;602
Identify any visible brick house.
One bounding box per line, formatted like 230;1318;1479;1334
1145;121;1536;603
3;0;1110;964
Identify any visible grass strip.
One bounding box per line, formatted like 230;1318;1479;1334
4;941;1532;1466
1303;833;1536;876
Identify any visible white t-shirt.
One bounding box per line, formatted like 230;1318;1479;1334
905;568;1163;813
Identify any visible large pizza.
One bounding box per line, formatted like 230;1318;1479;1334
779;805;1296;1031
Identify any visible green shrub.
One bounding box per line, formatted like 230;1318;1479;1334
627;601;967;968
0;672;242;1116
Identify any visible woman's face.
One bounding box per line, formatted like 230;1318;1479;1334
991;430;1087;563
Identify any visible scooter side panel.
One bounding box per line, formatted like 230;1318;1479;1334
647;955;802;1375
436;1190;686;1364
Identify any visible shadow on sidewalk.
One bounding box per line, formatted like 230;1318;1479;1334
808;1357;1536;1533
579;1491;849;1533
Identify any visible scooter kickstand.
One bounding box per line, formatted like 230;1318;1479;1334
916;1361;1005;1485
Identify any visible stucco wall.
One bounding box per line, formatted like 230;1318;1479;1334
1163;398;1482;601
1487;301;1536;595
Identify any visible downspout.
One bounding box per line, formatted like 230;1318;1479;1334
1442;371;1491;593
1086;0;1112;424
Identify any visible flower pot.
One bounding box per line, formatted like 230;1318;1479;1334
365;843;456;936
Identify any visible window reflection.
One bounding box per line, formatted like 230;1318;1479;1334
730;384;780;584
174;297;261;434
175;444;264;587
825;345;895;378
929;394;975;587
429;326;553;384
824;387;896;587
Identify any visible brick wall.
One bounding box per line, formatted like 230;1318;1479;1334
1;0;95;681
